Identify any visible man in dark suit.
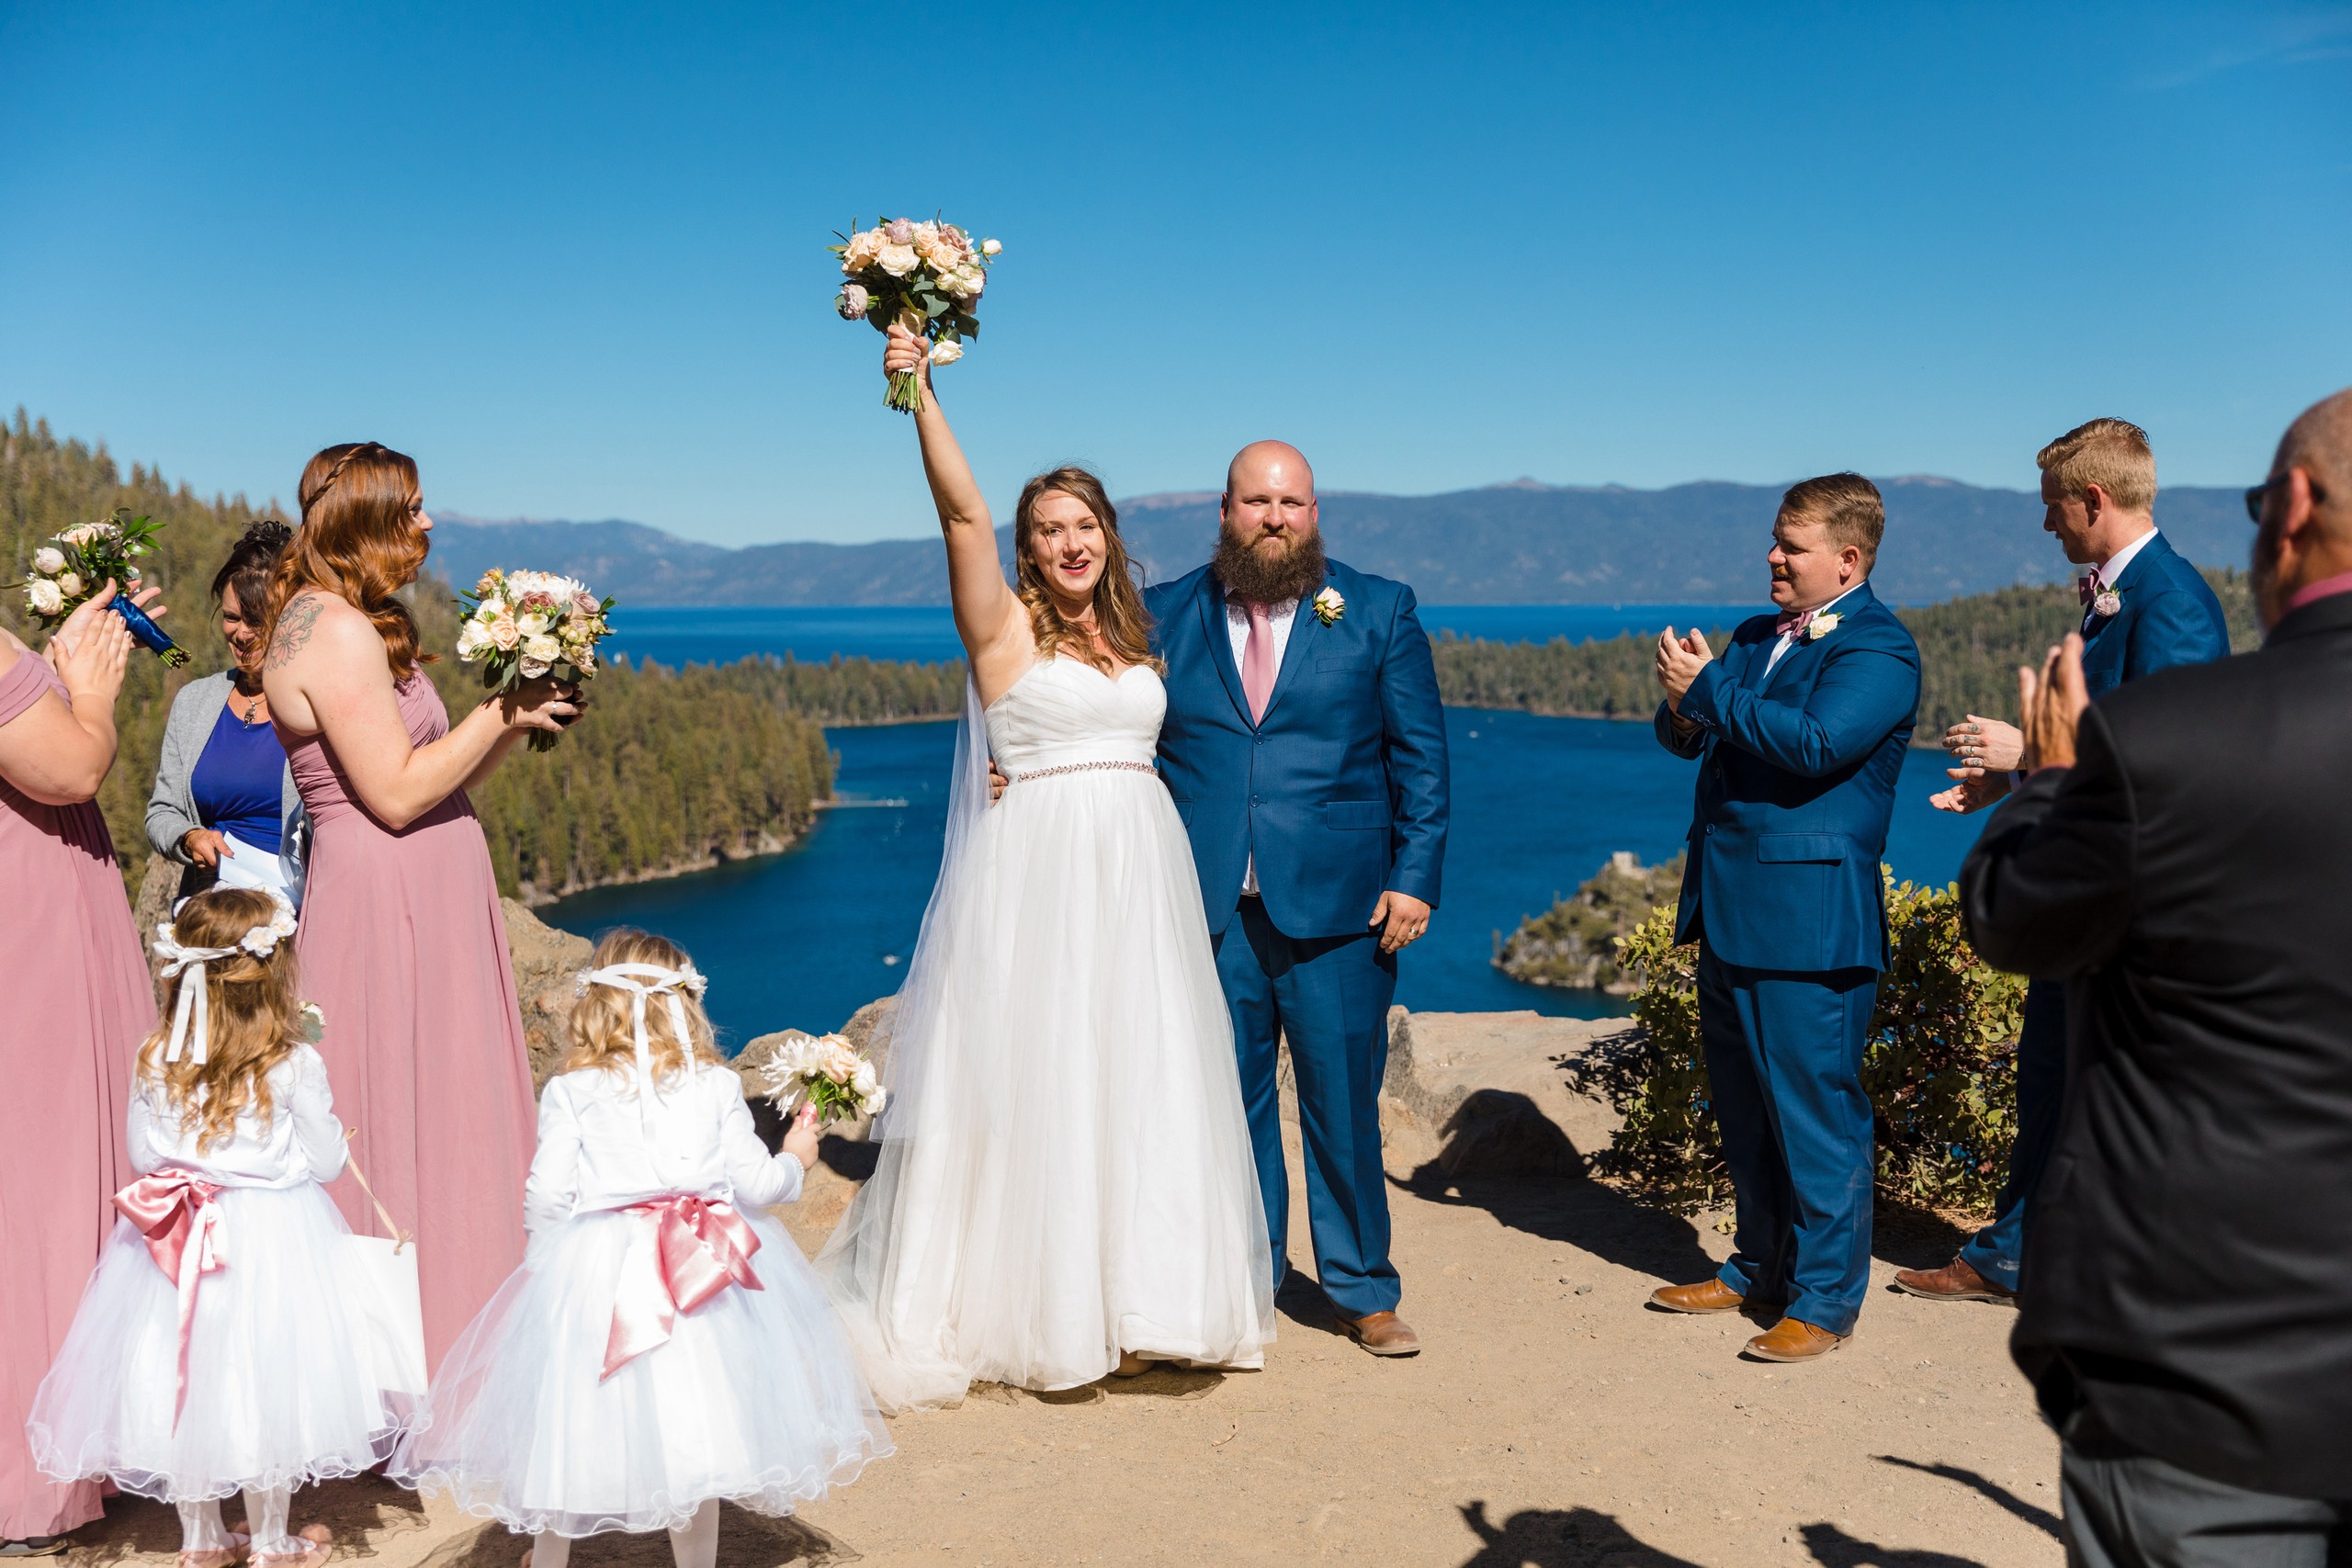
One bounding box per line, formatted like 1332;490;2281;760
1962;387;2352;1563
1646;473;1922;1361
1146;441;1449;1358
1901;419;2231;1304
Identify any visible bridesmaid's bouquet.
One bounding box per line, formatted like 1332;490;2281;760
7;508;188;666
758;1032;888;1126
453;569;614;751
829;216;1002;412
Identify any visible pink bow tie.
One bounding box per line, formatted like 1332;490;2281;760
1775;608;1815;638
114;1171;229;1428
603;1194;764;1379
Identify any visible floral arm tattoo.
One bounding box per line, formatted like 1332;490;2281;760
266;593;324;671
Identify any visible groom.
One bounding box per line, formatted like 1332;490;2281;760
1648;473;1920;1361
1147;441;1449;1357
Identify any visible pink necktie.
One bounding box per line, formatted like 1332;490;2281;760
1242;603;1276;723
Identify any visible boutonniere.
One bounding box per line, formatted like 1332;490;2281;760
2090;590;2122;618
1805;612;1840;640
1312;586;1345;626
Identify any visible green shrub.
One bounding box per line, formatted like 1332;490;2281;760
1580;872;2026;1216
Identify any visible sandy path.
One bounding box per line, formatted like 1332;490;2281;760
59;1104;2062;1568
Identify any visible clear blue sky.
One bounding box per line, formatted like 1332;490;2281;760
4;2;2346;545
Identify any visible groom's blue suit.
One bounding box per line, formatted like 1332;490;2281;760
1147;558;1448;1316
1657;581;1919;1335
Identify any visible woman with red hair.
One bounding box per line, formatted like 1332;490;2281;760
261;442;575;1369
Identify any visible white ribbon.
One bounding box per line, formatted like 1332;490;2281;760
153;930;240;1066
578;964;707;1131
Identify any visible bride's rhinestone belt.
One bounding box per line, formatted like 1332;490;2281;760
1012;760;1159;784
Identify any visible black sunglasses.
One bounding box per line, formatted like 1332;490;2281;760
2245;471;2330;523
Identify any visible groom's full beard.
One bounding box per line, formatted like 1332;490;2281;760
1213;526;1329;607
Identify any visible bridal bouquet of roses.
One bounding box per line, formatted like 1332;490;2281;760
829;216;1001;412
757;1031;888;1126
7;508;189;666
453;568;614;751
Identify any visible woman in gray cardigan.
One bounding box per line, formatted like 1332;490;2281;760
145;521;309;904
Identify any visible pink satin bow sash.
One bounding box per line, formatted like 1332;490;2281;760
601;1195;764;1379
113;1172;229;1428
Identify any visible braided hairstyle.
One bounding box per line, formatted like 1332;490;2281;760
263;442;435;679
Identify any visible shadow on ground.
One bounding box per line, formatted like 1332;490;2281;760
1395;1091;1719;1288
414;1505;852;1568
63;1474;435;1566
1878;1457;2062;1540
1453;1500;1704;1566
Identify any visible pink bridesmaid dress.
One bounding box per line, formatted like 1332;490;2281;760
0;650;152;1542
280;671;537;1369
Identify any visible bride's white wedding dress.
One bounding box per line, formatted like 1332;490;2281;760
817;657;1275;1411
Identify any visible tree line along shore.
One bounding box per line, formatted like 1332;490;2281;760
4;411;2260;904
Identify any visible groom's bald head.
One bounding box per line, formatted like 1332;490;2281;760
1227;441;1315;503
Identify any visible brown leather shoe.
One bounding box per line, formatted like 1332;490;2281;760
1744;1317;1848;1361
1648;1278;1747;1314
1340;1311;1421;1356
1892;1256;2016;1303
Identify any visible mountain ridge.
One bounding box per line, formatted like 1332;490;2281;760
430;477;2251;606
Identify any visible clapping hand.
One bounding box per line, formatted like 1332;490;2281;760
1928;713;2026;814
2018;634;2089;772
1654;626;1712;712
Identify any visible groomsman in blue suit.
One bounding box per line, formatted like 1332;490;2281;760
1146;441;1449;1358
1648;473;1921;1361
1898;418;2228;1305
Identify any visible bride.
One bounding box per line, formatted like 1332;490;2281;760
815;325;1275;1410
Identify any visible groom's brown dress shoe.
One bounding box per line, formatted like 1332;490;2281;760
1892;1256;2016;1303
1648;1279;1746;1314
1744;1317;1848;1361
1341;1312;1421;1356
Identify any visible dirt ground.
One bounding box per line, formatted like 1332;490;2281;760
58;1013;2064;1568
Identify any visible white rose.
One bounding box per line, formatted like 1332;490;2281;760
525;633;561;665
27;579;62;615
876;243;919;276
980;238;1001;256
59;525;95;547
929;339;964;367
32;547;64;574
519;657;550;680
862;1085;888;1117
516;611;551;637
54;571;84;598
457;622;490;659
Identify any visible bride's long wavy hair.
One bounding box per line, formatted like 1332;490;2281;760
1012;468;1162;675
262;441;435;681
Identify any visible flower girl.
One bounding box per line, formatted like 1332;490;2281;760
390;930;890;1568
28;887;403;1568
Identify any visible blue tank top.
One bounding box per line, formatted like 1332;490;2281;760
189;698;288;853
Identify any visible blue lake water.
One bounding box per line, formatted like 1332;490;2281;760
549;609;1990;1049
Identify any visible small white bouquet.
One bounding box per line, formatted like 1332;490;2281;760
829;216;1001;413
757;1031;887;1127
454;569;614;752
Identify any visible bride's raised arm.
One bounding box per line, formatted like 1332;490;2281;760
886;324;1029;692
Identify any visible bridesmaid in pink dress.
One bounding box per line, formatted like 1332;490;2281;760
260;442;577;1368
0;588;163;1552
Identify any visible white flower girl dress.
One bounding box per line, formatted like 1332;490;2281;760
28;1043;405;1556
390;1055;891;1539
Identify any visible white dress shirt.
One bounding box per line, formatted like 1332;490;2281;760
1763;581;1869;677
1225;594;1299;896
524;1062;804;1235
2083;527;2160;630
129;1043;348;1189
